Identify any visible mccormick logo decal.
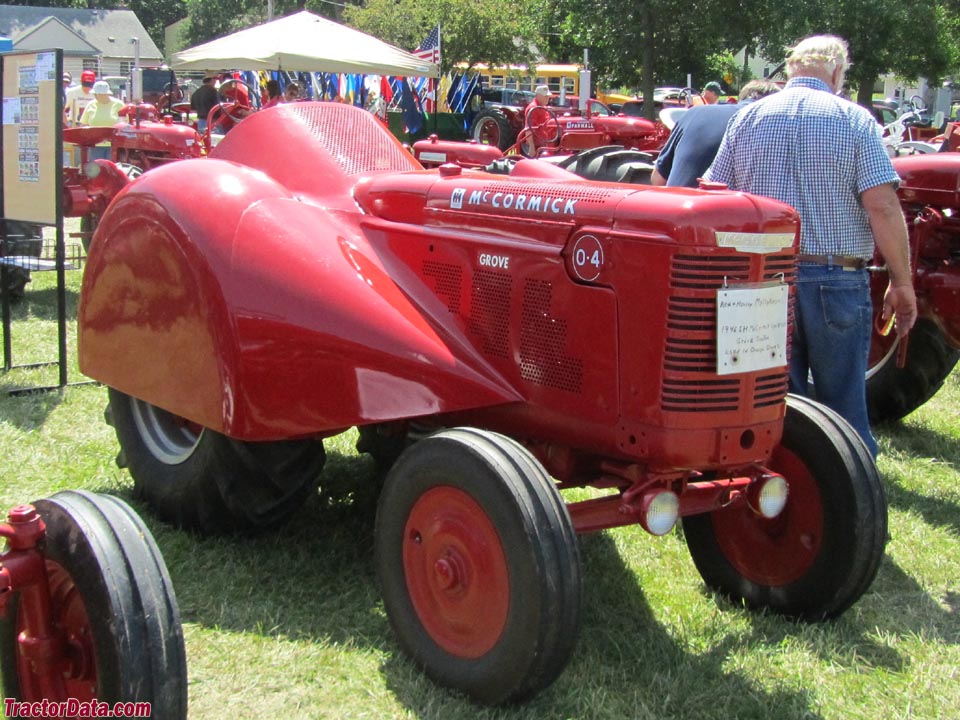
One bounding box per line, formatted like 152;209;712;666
449;188;578;215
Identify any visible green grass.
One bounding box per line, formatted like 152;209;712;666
2;268;959;719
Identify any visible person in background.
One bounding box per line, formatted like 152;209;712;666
65;70;96;127
191;73;220;134
79;80;125;160
263;80;282;109
525;84;551;117
283;82;301;102
61;71;72;112
704;34;917;456
702;81;722;104
651;79;780;188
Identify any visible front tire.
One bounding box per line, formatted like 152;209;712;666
866;319;959;423
107;388;325;533
375;428;582;704
0;491;187;718
683;395;887;620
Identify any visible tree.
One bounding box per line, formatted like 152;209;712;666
548;0;752;117
754;0;959;106
343;0;540;75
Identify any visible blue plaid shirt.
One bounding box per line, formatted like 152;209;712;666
704;77;899;259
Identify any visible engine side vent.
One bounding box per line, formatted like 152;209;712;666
422;261;462;315
520;279;583;393
468;270;512;359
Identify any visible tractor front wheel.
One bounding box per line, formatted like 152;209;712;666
107;388;325;533
375;428;582;704
683;394;887;620
0;491;187;718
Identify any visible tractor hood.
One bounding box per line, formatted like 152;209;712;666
354;164;799;249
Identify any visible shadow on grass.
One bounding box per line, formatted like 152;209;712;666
0;386;64;428
102;449;388;650
878;422;960;536
6;286;81;322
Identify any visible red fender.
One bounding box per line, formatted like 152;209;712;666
78;158;521;440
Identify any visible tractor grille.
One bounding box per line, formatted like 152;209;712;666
662;253;795;413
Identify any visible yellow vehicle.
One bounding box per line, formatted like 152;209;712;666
461;63;580;98
459;62;632;110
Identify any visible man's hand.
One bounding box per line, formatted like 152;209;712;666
882;281;918;337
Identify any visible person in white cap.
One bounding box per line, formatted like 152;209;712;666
80;80;125;159
525;84;551;116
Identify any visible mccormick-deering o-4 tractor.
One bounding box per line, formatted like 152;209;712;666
73;103;886;704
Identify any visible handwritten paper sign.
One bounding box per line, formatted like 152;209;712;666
716;284;788;375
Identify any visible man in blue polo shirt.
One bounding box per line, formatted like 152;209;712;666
651;80;780;188
704;34;917;456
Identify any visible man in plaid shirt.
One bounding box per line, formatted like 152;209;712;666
705;34;917;456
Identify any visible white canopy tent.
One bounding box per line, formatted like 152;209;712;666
171;11;438;77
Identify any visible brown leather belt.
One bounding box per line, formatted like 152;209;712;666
796;254;867;271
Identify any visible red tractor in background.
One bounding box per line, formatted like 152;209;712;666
866;151;960;422
64;103;887;704
469;86;670;156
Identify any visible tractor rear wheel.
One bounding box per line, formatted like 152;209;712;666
375;428;582;704
555;146;656;184
683;395;886;620
866;319;960;423
107;388;325;533
470;109;514;151
0;491;187;718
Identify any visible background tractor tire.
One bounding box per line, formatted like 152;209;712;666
866;319;960;423
470;109;515;151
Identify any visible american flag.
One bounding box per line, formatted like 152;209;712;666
413;24;440;113
414;24;441;66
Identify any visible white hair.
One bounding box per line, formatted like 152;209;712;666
786;35;849;87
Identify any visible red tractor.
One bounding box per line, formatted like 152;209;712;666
470;87;669;156
74;103;885;704
866;151;960;422
0;492;187;716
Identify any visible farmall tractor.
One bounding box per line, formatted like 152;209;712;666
470;90;670;157
65;102;889;704
866;151;960;422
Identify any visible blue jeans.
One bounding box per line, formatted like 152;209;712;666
89;145;110;161
788;263;877;456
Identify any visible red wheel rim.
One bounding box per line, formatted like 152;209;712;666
403;486;509;659
479;118;500;147
16;560;98;701
711;446;823;586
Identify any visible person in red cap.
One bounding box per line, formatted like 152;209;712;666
65;70;96;126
